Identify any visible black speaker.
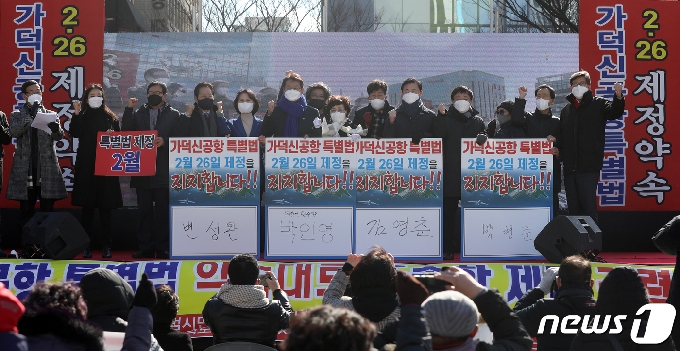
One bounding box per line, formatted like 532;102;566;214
22;212;90;260
652;215;680;256
534;215;602;263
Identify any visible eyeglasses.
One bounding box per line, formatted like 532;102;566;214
148;91;164;96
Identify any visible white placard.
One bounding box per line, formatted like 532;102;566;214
267;207;353;258
171;206;258;257
462;207;549;258
355;208;442;258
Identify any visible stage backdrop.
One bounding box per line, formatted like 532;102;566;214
0;0;104;208
0;259;673;338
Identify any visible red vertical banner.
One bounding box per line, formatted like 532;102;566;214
0;0;104;208
580;0;680;211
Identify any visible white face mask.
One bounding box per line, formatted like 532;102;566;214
331;111;346;123
572;85;589;99
88;97;103;108
238;102;254;113
370;99;385;110
284;89;302;102
454;100;471;113
402;92;419;104
536;98;551;111
27;94;42;105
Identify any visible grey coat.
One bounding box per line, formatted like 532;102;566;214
6;105;67;200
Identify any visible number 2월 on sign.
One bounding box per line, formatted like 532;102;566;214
168;137;261;258
94;131;158;176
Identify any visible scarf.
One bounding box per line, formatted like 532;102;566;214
400;99;423;119
351;286;399;323
278;94;306;137
217;283;269;309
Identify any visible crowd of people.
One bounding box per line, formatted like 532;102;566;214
1;238;679;351
0;69;625;259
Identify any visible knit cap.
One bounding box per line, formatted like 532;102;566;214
0;282;25;333
497;100;515;113
422;290;479;338
596;267;649;316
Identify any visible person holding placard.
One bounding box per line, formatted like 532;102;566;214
487;100;527;139
321;95;365;141
259;71;322;142
305;81;332;113
70;84;123;259
123;81;182;259
353;80;394;139
6;80;67;258
227;89;263;138
382;77;435;144
433;86;486;257
179;82;231;138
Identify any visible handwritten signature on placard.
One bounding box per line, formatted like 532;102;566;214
482;224;533;241
279;221;334;244
182;221;239;241
366;217;432;237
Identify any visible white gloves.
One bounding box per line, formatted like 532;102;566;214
313;117;322;128
538;267;559;295
350;134;361;142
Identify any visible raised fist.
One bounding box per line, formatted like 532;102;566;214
388;109;397;123
518;86;528;99
216;101;223;113
185;104;195;116
72;100;82;115
614;82;623;97
438;103;446;114
268;100;276;114
128;98;138;108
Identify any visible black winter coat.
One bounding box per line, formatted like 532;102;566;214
557;91;625;175
514;285;597;351
511;98;560;139
202;289;293;348
69;108;123;208
122;103;181;189
353;101;394;138
18;308;104;351
152;324;193;351
488;119;527;138
382;101;435;139
260;105;322;138
79;267;135;332
570;319;675;351
0;111;12;191
433;107;486;198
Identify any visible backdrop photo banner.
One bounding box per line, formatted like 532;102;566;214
461;138;553;260
0;0;104;208
264;138;442;260
168;137;261;259
580;0;680;211
94;130;158;176
0;259;673;338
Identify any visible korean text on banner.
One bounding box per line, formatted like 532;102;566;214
460;138;553;260
0;0;104;208
580;0;680;210
168;137;260;258
94;131;158;176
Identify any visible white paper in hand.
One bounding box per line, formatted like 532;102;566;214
31;112;58;134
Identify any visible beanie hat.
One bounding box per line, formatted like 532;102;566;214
596;267;649;316
0;282;25;333
79;268;134;320
422;290;478;338
497;100;514;113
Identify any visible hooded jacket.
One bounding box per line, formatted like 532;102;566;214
433;106;486;198
79;268;135;332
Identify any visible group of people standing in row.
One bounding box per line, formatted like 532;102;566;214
0;69;624;259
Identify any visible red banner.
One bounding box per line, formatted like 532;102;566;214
0;0;105;208
94;131;158;176
580;0;680;211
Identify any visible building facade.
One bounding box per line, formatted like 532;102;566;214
106;0;202;33
535;72;572;114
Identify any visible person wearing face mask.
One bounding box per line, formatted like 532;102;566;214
6;80;66;257
127;68;171;107
69;84;123;259
228;89;263;137
511;85;562;217
305;82;332;113
321;95;365;141
556;71;625;224
122;80;182;259
433;86;486;258
179;82;231;138
487;100;527;139
353;80;393;139
0;109;11;258
382;78;435;144
259;71;322;142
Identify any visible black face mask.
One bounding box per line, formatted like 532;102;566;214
308;99;326;111
147;94;163;107
197;98;214;111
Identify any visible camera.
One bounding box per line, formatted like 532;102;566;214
258;274;269;285
414;275;449;294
